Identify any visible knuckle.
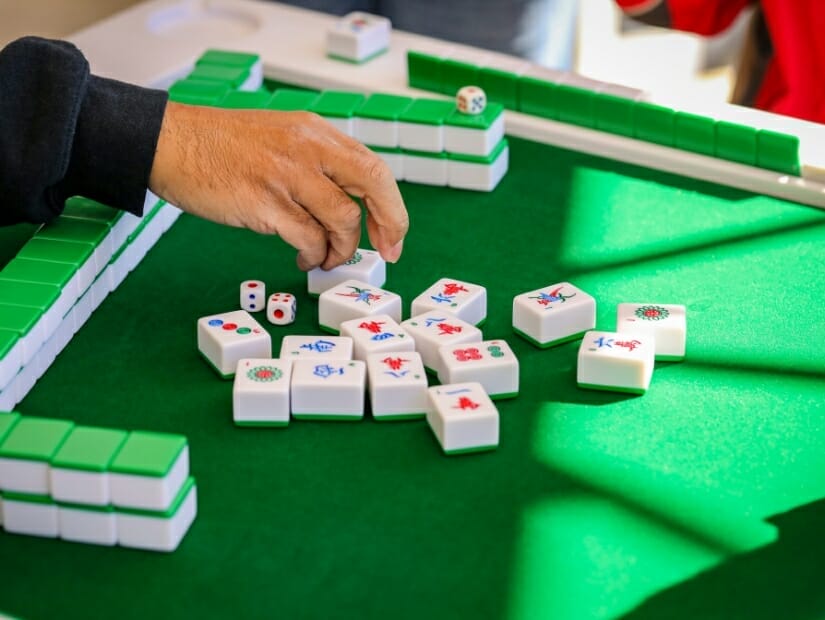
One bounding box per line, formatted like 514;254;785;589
364;157;392;186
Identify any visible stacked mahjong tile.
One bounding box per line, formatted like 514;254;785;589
197;248;519;455
0;411;196;551
512;282;686;394
168;50;263;104
0;194;181;411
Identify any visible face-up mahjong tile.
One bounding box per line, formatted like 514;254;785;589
437;339;519;399
512;281;595;348
233;358;293;427
616;303;686;361
576;330;654;394
426;382;499;455
318;279;402;334
290;359;366;420
410;278;487;326
278;335;353;360
401;310;482;375
307;248;386;296
366;351;428;420
197;310;271;378
339;314;415;360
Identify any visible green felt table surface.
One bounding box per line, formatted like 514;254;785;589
1;136;824;620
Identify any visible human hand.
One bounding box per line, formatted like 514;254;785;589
148;102;408;270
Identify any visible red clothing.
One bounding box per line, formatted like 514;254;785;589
616;0;825;124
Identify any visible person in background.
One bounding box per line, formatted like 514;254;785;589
616;0;825;123
0;37;408;271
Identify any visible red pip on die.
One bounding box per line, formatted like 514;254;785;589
267;293;296;326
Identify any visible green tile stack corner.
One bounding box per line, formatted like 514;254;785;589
0;416;74;464
715;121;758;166
219;89;272;109
267;88;319;111
109;430;187;478
675;111;716;157
407;51;442;93
310;91;366;118
356;93;414;121
757;130;801;175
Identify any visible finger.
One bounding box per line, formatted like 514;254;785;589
292;174;363;271
253;196;329;271
318;143;408;262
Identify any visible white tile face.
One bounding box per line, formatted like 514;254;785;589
233;358;292;426
376;150;404;180
59;507;117;546
3;499;58;538
443;114;505;157
512;282;596;348
616;303;686;360
402;154;448;185
50;468;110;505
0;458;49;494
318;279;402;334
326;11;391;62
279;335;353;360
366;352;428;419
266;292;296;326
109;445;189;511
576;330;655;394
355;118;398;148
339;314;415;360
447;145;510;192
240;280;266;313
197;310;271;378
117;483;198;552
398;122;443;153
401;311;483;375
307;248;386;296
410;278;487;326
437;339;519;399
426;382;499;454
290;360;366;419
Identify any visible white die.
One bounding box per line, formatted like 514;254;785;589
366;352;428;420
197;310;271;378
426;382;499;455
577;330;655;394
512;282;595;348
326;11;391;63
279;335;353;360
290;359;366;420
267;292;296;326
240;280;265;313
339;314;415;360
307;248;386;296
437;339;519;399
616;303;686;361
456;86;487;115
233;358;293;427
401;310;482;376
410;278;487;326
318;279;402;334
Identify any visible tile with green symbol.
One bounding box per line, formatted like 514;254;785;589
17;237;93;267
52;426;129;472
0;258;76;290
187;63;249;88
356;94;414;120
310;91;367;118
0;411;21;443
715;121;757;166
757;130;800;175
0;280;60;313
36;216;110;247
444;103;504;129
407;51;443;93
220;90;271;109
398;99;454;126
0;416;74;462
110;431;187;477
267;88;319;111
675;111;715;157
197;49;259;69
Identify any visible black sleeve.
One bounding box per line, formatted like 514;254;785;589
0;36;169;226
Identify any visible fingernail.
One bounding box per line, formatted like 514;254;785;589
385;239;403;263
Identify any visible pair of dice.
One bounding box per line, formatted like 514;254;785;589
240;280;296;326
